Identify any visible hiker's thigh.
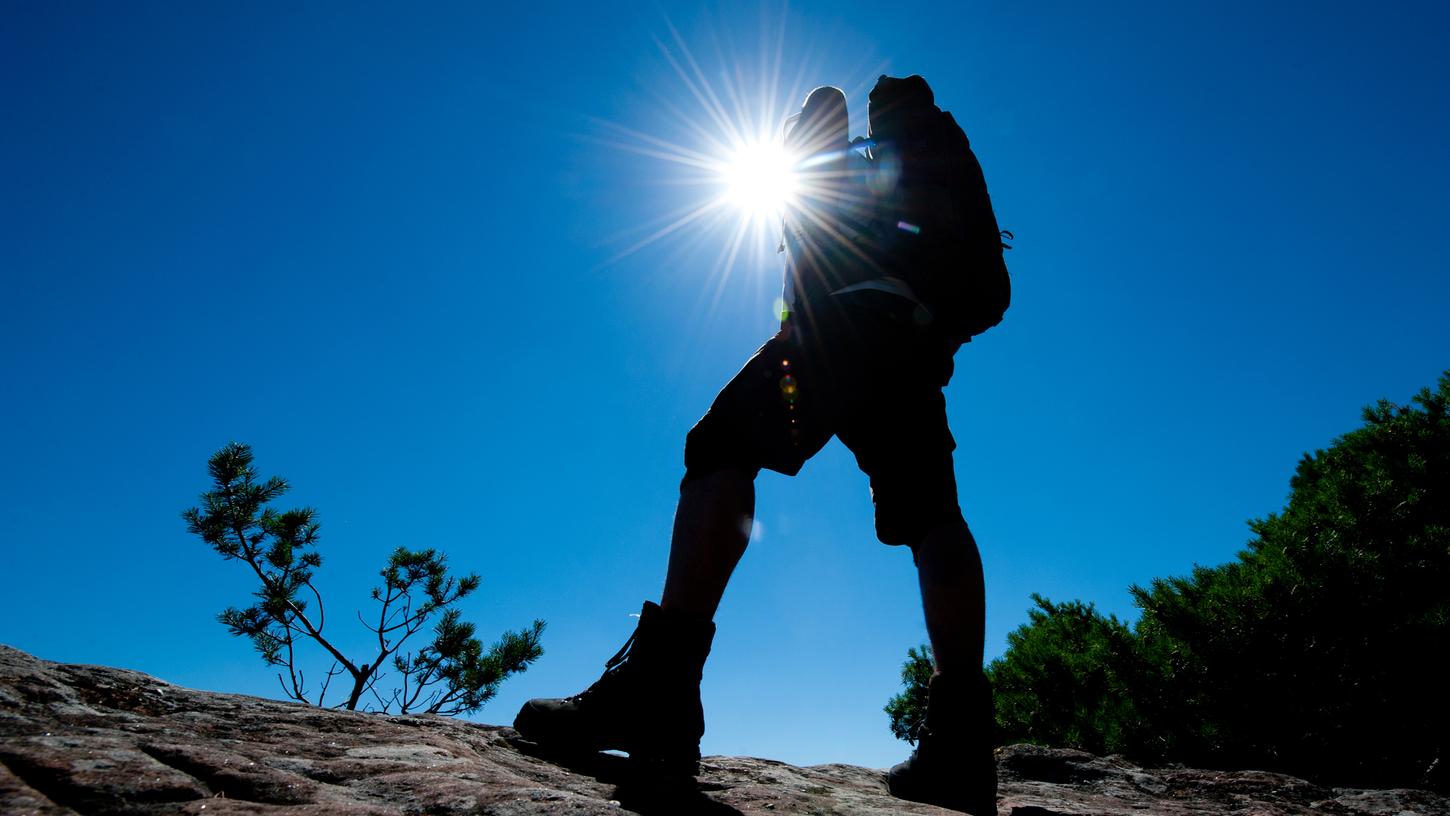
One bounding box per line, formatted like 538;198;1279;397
822;299;961;546
682;332;830;488
838;383;962;546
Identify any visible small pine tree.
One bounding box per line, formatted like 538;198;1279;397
183;442;543;715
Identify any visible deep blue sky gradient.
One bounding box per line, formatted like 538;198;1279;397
3;1;1448;769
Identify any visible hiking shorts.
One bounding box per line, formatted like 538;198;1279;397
683;290;962;546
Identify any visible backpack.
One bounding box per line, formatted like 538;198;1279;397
866;74;1011;344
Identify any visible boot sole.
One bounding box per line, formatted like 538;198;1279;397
621;746;701;778
513;701;701;777
888;755;997;815
888;784;994;814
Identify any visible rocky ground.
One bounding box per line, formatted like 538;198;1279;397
1;644;1446;815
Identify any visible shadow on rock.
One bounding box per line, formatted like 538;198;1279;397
610;776;742;816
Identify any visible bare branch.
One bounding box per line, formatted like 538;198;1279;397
382;598;438;637
357;608;382;633
401;655;443;713
380;593;414;633
369;684;400;714
279;592;356;676
375;585;402;652
316;662;343;707
282;629;308;703
305;578;326;631
357;667;384;707
276;672;301;702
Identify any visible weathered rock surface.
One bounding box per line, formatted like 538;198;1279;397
2;644;1446;815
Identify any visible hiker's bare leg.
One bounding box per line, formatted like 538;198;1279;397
913;515;986;677
660;468;755;621
892;514;996;814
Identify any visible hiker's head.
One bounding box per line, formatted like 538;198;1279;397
785;85;848;158
868;74;935;146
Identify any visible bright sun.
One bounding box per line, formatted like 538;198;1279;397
719;141;800;218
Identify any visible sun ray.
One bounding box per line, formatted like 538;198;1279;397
603;195;732;266
706;212;755;319
659;22;744;148
585;116;725;173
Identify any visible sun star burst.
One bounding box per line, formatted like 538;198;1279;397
719;140;801;220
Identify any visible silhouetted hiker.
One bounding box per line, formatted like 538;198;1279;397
516;76;1008;816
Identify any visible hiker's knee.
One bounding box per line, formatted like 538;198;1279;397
879;502;965;548
904;510;986;568
679;465;757;499
681;421;763;491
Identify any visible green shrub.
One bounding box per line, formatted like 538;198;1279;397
888;371;1450;789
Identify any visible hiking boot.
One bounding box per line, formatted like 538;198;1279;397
513;601;715;775
887;671;998;815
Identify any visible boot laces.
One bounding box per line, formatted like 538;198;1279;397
566;631;637;704
604;630;637;670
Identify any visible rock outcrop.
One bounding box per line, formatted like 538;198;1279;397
1;644;1446;815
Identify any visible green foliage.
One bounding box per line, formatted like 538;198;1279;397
184;442;544;715
1130;371;1450;785
989;595;1156;757
887;371;1450;789
883;645;933;743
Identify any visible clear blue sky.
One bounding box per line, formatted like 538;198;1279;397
3;1;1447;770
